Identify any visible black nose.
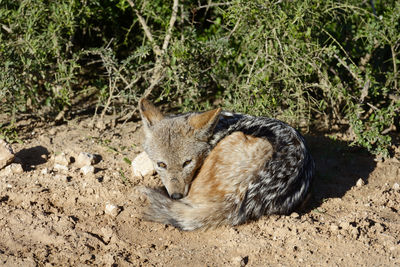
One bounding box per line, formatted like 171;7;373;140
171;193;183;200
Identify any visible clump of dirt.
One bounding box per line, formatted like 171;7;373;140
0;117;399;266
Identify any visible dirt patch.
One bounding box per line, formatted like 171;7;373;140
1;117;399;266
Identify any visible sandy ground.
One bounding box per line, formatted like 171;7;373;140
0;116;399;266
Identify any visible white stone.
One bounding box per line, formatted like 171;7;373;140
393;183;400;191
76;152;98;168
54;152;69;166
80;165;94;175
356;178;365;187
105;203;119;216
41;168;48;175
131;152;155;177
0;139;14;170
10;163;23;174
54;163;69;172
0;165;12;176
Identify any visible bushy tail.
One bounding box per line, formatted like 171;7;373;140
140;188;229;231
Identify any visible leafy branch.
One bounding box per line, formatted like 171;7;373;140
126;0;179;98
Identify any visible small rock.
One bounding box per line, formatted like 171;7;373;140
290;212;300;219
95;120;106;130
232;256;249;267
54;174;68;182
339;221;349;230
232;256;242;266
0;139;14;170
101;227;113;243
0;165;12;176
80;165;94;175
330;224;339;232
393;183;399;191
48;128;56;135
131;152;155;177
351;227;359;237
356;178;365;187
10;163;23;174
54;163;69;172
0;163;23;175
105;203;120;216
54;152;69;166
41;168;48;175
75;152;99;168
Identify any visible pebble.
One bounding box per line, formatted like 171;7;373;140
131;151;155;177
0;165;12;176
330;224;339;232
80;165;95;175
54;174;68;182
54;152;69;166
0;139;14;169
393;183;399;191
105;203;120;216
1;163;23;175
54;163;69;172
10;163;23;174
232;256;248;267
356;178;365;187
75;152;99;168
290;212;300;218
350;227;359;237
41;168;48;175
100;227;113;243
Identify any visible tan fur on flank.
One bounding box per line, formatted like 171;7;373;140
189;132;273;203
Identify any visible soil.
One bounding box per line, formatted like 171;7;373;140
0;116;399;266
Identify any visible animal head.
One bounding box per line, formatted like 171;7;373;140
138;98;221;199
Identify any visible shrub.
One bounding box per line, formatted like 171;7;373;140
0;0;398;156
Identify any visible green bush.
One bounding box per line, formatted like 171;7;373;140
0;0;399;156
0;0;82;116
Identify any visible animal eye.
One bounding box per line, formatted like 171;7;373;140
182;160;192;168
157;162;167;169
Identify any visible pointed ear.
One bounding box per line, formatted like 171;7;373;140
188;108;222;140
138;98;164;127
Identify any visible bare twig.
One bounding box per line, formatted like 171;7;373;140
333;54;363;85
142;69;164;98
246;54;259;85
1;24;12;33
126;0;162;57
162;0;179;52
127;0;180;99
227;18;240;39
391;45;398;90
360;80;370;103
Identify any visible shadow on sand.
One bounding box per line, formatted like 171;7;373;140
303;134;377;211
15;146;50;171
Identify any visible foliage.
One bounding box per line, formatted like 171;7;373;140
0;0;399;156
